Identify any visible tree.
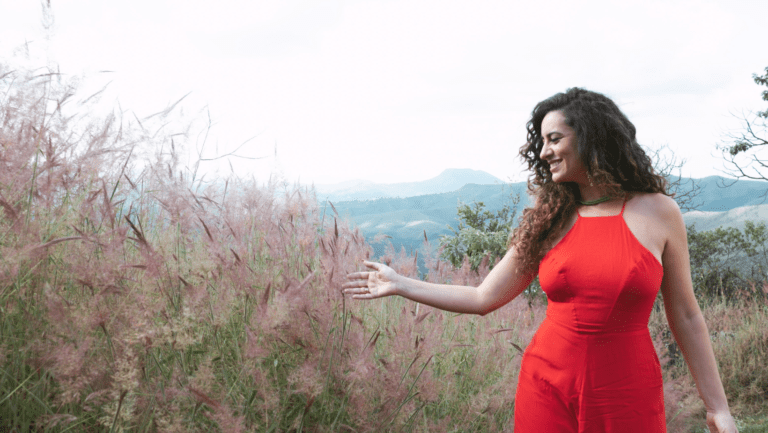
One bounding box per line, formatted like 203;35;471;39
438;192;519;273
687;224;751;301
742;220;768;282
646;143;703;212
717;66;768;193
686;220;768;302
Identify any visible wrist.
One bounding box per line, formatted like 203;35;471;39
707;408;731;415
392;273;408;296
704;396;730;414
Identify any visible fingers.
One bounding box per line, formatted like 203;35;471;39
343;285;374;300
342;268;371;294
349;278;368;285
342;262;384;299
342;272;372;287
345;261;381;279
344;287;370;295
345;264;380;282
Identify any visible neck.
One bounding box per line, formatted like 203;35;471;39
578;184;610;202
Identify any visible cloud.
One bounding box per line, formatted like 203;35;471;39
2;0;766;185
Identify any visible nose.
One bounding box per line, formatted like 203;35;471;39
541;139;552;160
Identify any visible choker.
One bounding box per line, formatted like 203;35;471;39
578;195;612;206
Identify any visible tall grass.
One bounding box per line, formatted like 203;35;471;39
1;61;765;432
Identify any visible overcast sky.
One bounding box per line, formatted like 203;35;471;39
2;0;767;187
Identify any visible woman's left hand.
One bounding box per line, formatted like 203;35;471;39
707;410;738;433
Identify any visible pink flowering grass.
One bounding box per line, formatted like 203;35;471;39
0;59;538;432
1;60;766;433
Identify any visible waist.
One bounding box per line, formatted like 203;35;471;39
544;301;651;335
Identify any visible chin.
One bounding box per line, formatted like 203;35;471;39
550;174;566;183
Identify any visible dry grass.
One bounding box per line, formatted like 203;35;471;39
0;59;765;433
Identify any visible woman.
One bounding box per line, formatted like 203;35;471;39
342;88;737;433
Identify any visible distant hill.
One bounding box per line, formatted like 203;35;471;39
311;168;505;202
683;204;768;232
326;183;529;257
313;171;768;213
317;174;768;274
687;176;768;211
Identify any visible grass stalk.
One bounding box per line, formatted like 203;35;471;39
2;61;766;431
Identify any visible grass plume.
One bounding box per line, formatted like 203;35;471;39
0;59;766;433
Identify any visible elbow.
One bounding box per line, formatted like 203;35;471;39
687;311;708;333
477;301;500;317
476;289;516;316
669;309;707;338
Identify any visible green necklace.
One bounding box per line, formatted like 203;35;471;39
579;195;612;206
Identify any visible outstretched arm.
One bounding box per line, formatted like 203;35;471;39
657;195;737;433
343;245;537;316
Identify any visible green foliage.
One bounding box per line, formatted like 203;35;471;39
754;66;768;119
686;221;768;302
438;194;519;273
436;194;548;303
718;66;768;181
743;220;768;273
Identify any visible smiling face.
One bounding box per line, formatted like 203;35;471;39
540;110;588;184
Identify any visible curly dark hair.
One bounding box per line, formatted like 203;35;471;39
509;88;670;274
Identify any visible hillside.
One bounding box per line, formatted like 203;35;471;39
320;175;768;273
311;168;505;202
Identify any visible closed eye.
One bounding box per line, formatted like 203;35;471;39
544;133;562;143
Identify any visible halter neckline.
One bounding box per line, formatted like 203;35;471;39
576;194;628;218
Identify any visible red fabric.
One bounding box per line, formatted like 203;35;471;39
514;197;666;432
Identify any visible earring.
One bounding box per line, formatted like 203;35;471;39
587;172;594;187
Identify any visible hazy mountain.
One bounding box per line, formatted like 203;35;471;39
313;171;768;212
311;168;505;202
683;204;768;232
320;175;768;273
327;175;768;237
687;176;768;211
326;182;528;254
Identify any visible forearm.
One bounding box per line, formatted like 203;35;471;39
671;313;730;413
394;274;487;315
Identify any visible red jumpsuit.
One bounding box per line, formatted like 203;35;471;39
513;198;666;432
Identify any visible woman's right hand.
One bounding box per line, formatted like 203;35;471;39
706;410;738;433
343;260;399;299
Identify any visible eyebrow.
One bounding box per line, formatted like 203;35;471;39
544;131;564;139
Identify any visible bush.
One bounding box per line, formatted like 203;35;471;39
438;198;518;273
687;222;768;303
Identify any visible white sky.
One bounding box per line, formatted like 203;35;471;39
2;0;767;186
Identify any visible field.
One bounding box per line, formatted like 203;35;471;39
1;62;767;432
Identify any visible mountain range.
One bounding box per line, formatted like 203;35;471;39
311;169;768;269
311;168;506;202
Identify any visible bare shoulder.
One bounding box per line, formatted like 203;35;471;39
630;192;680;218
630;192;687;255
623;192;681;264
